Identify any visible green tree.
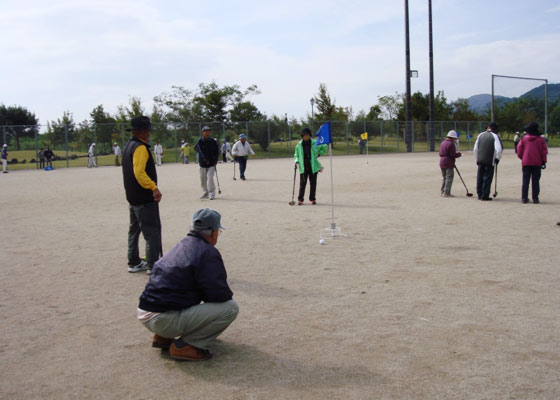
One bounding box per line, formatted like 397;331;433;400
46;111;76;147
90;105;117;149
366;105;383;121
452;98;479;121
0;104;39;149
313;83;337;120
377;93;402;120
229;101;264;122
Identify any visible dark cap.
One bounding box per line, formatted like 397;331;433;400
127;116;152;132
487;122;498;131
301;127;312;137
191;208;225;232
524;121;540;135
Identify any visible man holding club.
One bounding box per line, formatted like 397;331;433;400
439;130;462;197
474;122;502;201
195;126;220;200
122;116;163;275
231;133;255;180
294;127;327;205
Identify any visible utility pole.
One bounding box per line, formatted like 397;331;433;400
404;0;412;152
428;0;435;151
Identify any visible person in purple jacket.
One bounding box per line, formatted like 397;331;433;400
517;122;547;204
137;208;238;361
439;130;462;197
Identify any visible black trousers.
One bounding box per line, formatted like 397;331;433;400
298;163;317;202
476;164;494;199
522;166;541;201
222;153;227;163
237;156;248;178
128;202;162;268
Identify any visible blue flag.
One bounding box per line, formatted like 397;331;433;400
315;122;332;146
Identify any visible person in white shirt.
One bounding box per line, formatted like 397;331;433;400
221;139;230;163
231;133;255;180
113;142;122;166
154;141;163;166
88;143;97;168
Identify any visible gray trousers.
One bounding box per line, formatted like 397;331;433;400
441;167;454;195
142;300;239;349
200;166;216;195
128;202;162;268
88;155;97;168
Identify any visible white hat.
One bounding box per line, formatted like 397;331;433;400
446;130;458;139
114;142;117;145
2;144;7;147
92;143;96;146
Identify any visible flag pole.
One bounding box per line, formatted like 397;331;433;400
366;137;369;166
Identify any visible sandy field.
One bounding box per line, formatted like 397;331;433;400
1;149;559;400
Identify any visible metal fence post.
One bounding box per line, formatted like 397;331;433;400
245;121;249;140
396;121;400;151
267;120;271;158
346;122;349;154
65;125;69;168
121;124;125;150
94;124;98;166
380;121;384;152
288;121;292;152
35;127;39;169
174;124;178;163
2;126;5;145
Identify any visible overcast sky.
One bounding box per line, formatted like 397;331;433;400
1;0;559;124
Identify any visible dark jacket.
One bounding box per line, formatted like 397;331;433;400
439;139;461;169
195;137;220;168
122;137;157;205
138;232;233;312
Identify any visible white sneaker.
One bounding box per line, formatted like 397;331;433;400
128;260;149;273
200;192;209;199
209;193;215;200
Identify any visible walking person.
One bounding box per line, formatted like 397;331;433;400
122;116;163;275
473;122;503;201
439;130;462;197
38;148;45;169
44;146;54;168
2;144;8;174
294;128;327;205
517;122;548;204
88;143;97;168
231;133;255;181
113;142;122;166
195;126;220;200
154;141;163;166
137;208;238;361
221;139;230;163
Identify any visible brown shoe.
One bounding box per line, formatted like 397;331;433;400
169;342;213;361
152;334;173;350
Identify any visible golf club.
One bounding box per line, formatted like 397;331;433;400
454;166;473;197
215;167;222;194
493;164;498;197
289;164;297;205
233;159;237;181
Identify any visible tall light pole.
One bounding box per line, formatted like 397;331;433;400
428;0;435;152
310;97;315;131
404;0;412;152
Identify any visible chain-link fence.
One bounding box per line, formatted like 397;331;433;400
3;120;556;170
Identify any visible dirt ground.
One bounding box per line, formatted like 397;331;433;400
1;149;559;400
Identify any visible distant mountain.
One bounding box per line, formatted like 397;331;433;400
467;83;560;113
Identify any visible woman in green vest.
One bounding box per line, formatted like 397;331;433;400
294;128;328;205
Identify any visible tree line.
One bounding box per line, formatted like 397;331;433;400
2;81;558;151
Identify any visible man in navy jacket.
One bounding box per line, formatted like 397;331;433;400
138;208;238;361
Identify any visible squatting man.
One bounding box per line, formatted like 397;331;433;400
137;208;238;361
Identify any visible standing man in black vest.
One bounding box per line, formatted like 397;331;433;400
122;116;163;274
473;122;503;201
195;126;220;200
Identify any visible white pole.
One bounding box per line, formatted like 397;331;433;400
329;143;335;229
366;137;369;165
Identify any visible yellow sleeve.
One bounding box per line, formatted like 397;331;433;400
133;146;157;191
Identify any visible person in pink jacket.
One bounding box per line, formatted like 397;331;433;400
517;122;547;204
439;130;462;197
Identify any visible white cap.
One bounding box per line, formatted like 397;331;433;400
92;143;96;146
2;144;7;147
446;130;458;139
114;142;117;145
